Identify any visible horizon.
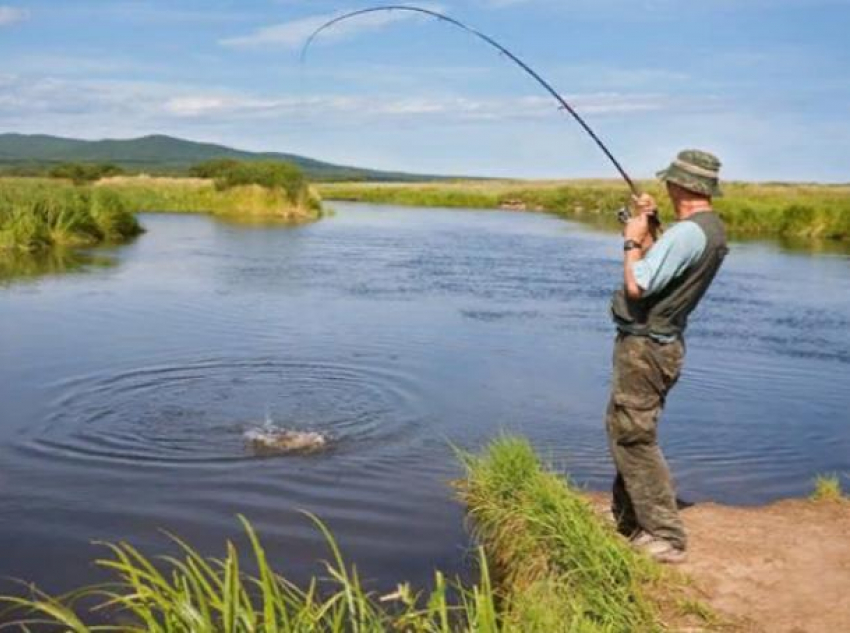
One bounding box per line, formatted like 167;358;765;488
3;130;850;186
1;1;848;182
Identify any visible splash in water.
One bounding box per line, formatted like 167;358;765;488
244;415;329;456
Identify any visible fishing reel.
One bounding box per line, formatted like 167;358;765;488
616;206;632;225
616;205;662;231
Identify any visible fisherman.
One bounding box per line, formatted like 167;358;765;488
606;150;727;564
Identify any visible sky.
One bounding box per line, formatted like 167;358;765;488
1;0;849;181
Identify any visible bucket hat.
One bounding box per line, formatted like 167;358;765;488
656;149;723;197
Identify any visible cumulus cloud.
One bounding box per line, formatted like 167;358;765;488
220;4;444;49
0;5;28;26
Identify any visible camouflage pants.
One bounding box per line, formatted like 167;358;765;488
605;333;686;549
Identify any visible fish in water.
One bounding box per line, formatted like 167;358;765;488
244;427;329;455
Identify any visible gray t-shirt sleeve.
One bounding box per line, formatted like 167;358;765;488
631;221;707;297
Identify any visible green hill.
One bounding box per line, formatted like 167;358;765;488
0;133;440;182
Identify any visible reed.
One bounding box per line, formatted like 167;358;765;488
97;175;323;221
318;180;850;241
456;436;662;632
0;178;143;252
0;515;502;633
0;438;711;632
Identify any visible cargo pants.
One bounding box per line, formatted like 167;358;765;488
605;332;687;550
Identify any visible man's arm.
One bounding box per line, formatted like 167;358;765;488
622;194;658;300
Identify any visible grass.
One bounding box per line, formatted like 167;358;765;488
0;515;503;632
97;175;323;221
318;180;850;241
457;436;664;632
0;179;143;252
0;175;323;253
0;437;706;632
810;474;845;502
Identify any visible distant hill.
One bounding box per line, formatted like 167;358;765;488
0;133;442;182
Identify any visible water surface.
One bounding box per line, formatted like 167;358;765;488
1;204;848;596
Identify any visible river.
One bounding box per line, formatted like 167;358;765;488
1;203;848;596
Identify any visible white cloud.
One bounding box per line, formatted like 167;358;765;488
162;90;680;121
0;74;842;181
0;5;28;26
0;74;695;127
221;4;444;50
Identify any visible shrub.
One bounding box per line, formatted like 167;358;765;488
48;163;125;185
188;158;241;179
213;161;307;204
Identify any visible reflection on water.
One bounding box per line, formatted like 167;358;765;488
0;246;116;284
740;233;850;256
0;205;848;599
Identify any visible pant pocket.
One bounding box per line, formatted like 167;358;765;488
610;391;660;446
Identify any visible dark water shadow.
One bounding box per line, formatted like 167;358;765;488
0;247;118;286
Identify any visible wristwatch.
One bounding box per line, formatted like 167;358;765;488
623;239;642;252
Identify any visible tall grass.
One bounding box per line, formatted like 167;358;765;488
0;515;502;632
457;436;662;632
0;179;143;251
318;180;850;241
0;438;703;632
0;174;323;252
98;176;323;221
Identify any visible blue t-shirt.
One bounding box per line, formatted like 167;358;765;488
632;221;707;297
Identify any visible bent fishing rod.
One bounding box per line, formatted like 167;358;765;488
301;5;648;224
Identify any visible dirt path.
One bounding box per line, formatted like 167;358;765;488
678;499;850;632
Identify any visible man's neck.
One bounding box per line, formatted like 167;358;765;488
675;199;713;220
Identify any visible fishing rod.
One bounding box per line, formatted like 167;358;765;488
302;5;647;222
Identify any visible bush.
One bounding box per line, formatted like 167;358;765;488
189;159;308;204
188;158;241;179
48;162;125;185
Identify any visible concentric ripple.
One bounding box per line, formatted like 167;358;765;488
19;357;426;466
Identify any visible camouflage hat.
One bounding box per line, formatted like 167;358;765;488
656;149;723;197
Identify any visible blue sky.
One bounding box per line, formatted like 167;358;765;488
1;0;848;181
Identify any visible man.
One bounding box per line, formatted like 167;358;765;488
606;149;728;564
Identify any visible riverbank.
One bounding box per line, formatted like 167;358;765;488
0;178;143;252
676;495;850;631
318;180;850;241
4;436;844;630
97;175;323;222
0;437;679;631
0;176;322;251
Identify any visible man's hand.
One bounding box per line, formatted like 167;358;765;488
625;193;659;247
632;193;657;216
624;213;649;243
622;193;658;300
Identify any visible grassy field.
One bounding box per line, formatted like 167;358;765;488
0;437;706;632
318;180;850;241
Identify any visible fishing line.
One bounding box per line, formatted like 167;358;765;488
300;4;640;197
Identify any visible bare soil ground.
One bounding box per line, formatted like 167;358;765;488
587;493;850;631
678;498;850;633
590;494;850;632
